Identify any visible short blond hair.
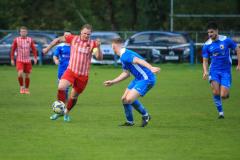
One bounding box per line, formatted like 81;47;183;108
19;26;28;31
112;38;124;44
81;24;93;31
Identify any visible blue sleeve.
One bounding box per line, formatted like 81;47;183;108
54;46;61;57
122;63;127;70
226;38;237;50
202;45;209;58
121;52;135;63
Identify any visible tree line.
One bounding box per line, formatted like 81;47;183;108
0;0;240;31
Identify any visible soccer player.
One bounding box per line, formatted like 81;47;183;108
10;26;38;94
43;24;103;122
104;38;160;127
53;31;71;101
202;22;240;119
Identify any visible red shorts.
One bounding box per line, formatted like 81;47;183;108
16;61;32;73
61;69;88;94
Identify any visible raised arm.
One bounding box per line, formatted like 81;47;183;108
133;57;160;73
42;36;66;55
202;58;209;80
94;39;103;60
104;70;130;87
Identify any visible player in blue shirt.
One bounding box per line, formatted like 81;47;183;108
104;38;160;127
202;22;240;119
53;31;71;101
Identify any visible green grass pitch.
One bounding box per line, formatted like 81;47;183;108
0;64;240;160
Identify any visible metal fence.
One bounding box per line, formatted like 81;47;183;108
0;29;239;65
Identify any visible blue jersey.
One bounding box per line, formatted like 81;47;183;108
53;43;70;79
120;48;155;81
202;35;237;72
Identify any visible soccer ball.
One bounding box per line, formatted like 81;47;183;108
52;100;65;115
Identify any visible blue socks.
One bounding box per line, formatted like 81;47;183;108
123;104;133;123
213;95;223;113
123;100;148;123
132;100;148;116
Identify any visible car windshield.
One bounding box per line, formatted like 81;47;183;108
30;35;52;45
0;34;15;44
0;33;53;45
91;34;120;44
130;33;188;45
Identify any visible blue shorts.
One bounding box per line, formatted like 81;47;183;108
128;79;155;96
209;70;232;88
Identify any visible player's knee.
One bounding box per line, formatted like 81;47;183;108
221;93;229;99
58;86;65;90
123;97;133;104
121;96;126;103
212;89;220;95
70;94;78;99
25;74;30;78
18;71;23;77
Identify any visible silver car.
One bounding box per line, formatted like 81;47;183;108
90;31;121;64
0;32;57;64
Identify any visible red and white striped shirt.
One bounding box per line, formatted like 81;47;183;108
65;35;96;76
10;37;37;63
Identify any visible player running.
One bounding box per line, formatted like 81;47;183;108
53;31;71;101
43;24;103;122
202;22;240;119
10;26;38;94
104;38;160;127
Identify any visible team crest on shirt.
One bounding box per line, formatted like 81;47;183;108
220;44;224;50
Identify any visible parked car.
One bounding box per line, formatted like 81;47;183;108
231;34;240;64
0;32;57;64
90;31;121;64
124;31;193;63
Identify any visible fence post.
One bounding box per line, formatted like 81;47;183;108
38;44;43;65
190;41;194;65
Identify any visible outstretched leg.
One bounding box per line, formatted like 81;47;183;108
57;79;71;102
211;81;224;118
50;79;71;121
124;89;151;127
120;89;134;126
17;70;24;94
24;73;30;94
220;85;230;100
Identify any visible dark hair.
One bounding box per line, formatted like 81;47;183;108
207;22;218;30
64;30;71;33
112;38;124;44
81;24;93;31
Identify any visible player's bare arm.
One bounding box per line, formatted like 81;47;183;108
202;58;209;80
94;38;103;60
133;57;160;73
236;44;240;71
31;40;38;65
10;39;17;66
53;56;59;65
42;36;66;54
104;70;130;87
